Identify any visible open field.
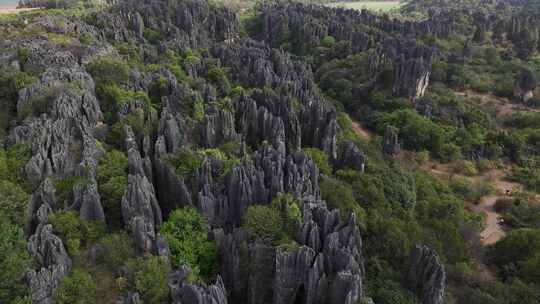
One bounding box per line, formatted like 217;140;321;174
324;1;403;12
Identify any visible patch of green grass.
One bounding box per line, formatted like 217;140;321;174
325;1;403;12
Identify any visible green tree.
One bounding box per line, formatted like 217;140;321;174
245;204;284;245
0;216;30;303
131;256;169;304
97;150;128;226
303;148;332;175
161;208;218;281
55;270;96;304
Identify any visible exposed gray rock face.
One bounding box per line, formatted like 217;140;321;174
201;106;240;148
90;0;239;48
514;69;537;102
257;2;454;55
212;40;338;158
168;266;228;304
372;38;435;98
27;223;72;304
220;204;364;304
197;142;320;230
405;245;446;304
335;141;365;172
121;125;163;254
383;126;400;158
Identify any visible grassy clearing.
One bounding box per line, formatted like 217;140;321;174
325;1;403;12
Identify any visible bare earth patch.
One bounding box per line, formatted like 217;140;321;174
351;119;374;141
456;91;540;118
0;6;39;14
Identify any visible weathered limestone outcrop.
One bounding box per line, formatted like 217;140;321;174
168;266;228;304
27;223;72;304
405;245;446;304
121;125;163;254
383;126;401;158
90;0;239;48
212;40;338;157
220;204;364;304
257;2;454;55
514;69;537;102
335;140;365;172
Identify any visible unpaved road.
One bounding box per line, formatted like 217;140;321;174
456;91;540;118
351;119;373;141
428;164;521;246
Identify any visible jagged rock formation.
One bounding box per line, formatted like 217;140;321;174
514;69;537;102
122;125;165;255
335;141;365;172
405;245;446;304
257;1;454;53
383;126;401;158
212;39;338;158
168;266;228;304
89;0;239;49
220;204;364;304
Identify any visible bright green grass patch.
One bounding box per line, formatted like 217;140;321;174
325;1;403;12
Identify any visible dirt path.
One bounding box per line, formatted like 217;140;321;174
427;164;521;246
0;6;39;14
351;119;373;141
456;91;540;118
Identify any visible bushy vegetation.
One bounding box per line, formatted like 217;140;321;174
55;270;97;304
245;193;302;249
0;216;31;303
97;149;128;227
48;211;104;257
160;208;218;281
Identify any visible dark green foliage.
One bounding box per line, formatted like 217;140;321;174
320;176;365;222
97;150;128;226
382;166;416;209
54;270;96;304
245;194;302;248
245;204;284;245
494;229;540;285
0;216;31;303
0;145;30;226
370;109;451;157
126;256;170;304
169;148;204;178
143;28;164;44
96;232;136;273
54;176;89;205
161;208;218;281
303;147;332;175
86;57;130;87
48;211;105;256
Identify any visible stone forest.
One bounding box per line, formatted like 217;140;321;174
0;0;539;303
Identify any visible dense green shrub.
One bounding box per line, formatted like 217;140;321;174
128;256;169;304
97;232;135;273
54;176;89;205
0;181;29;227
48;211;104;256
55;270;96;304
320;176;365;221
169;148;204;178
161;208;218;281
303;147;332;175
97;150;128;226
382;166;416;209
0;216;30;303
494;228;540;284
87;57;130;87
245;204;284;245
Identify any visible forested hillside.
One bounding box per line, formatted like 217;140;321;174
0;0;539;303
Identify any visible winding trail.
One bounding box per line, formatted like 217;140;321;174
427;164;521;246
351;119;374;141
455;91;540;118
